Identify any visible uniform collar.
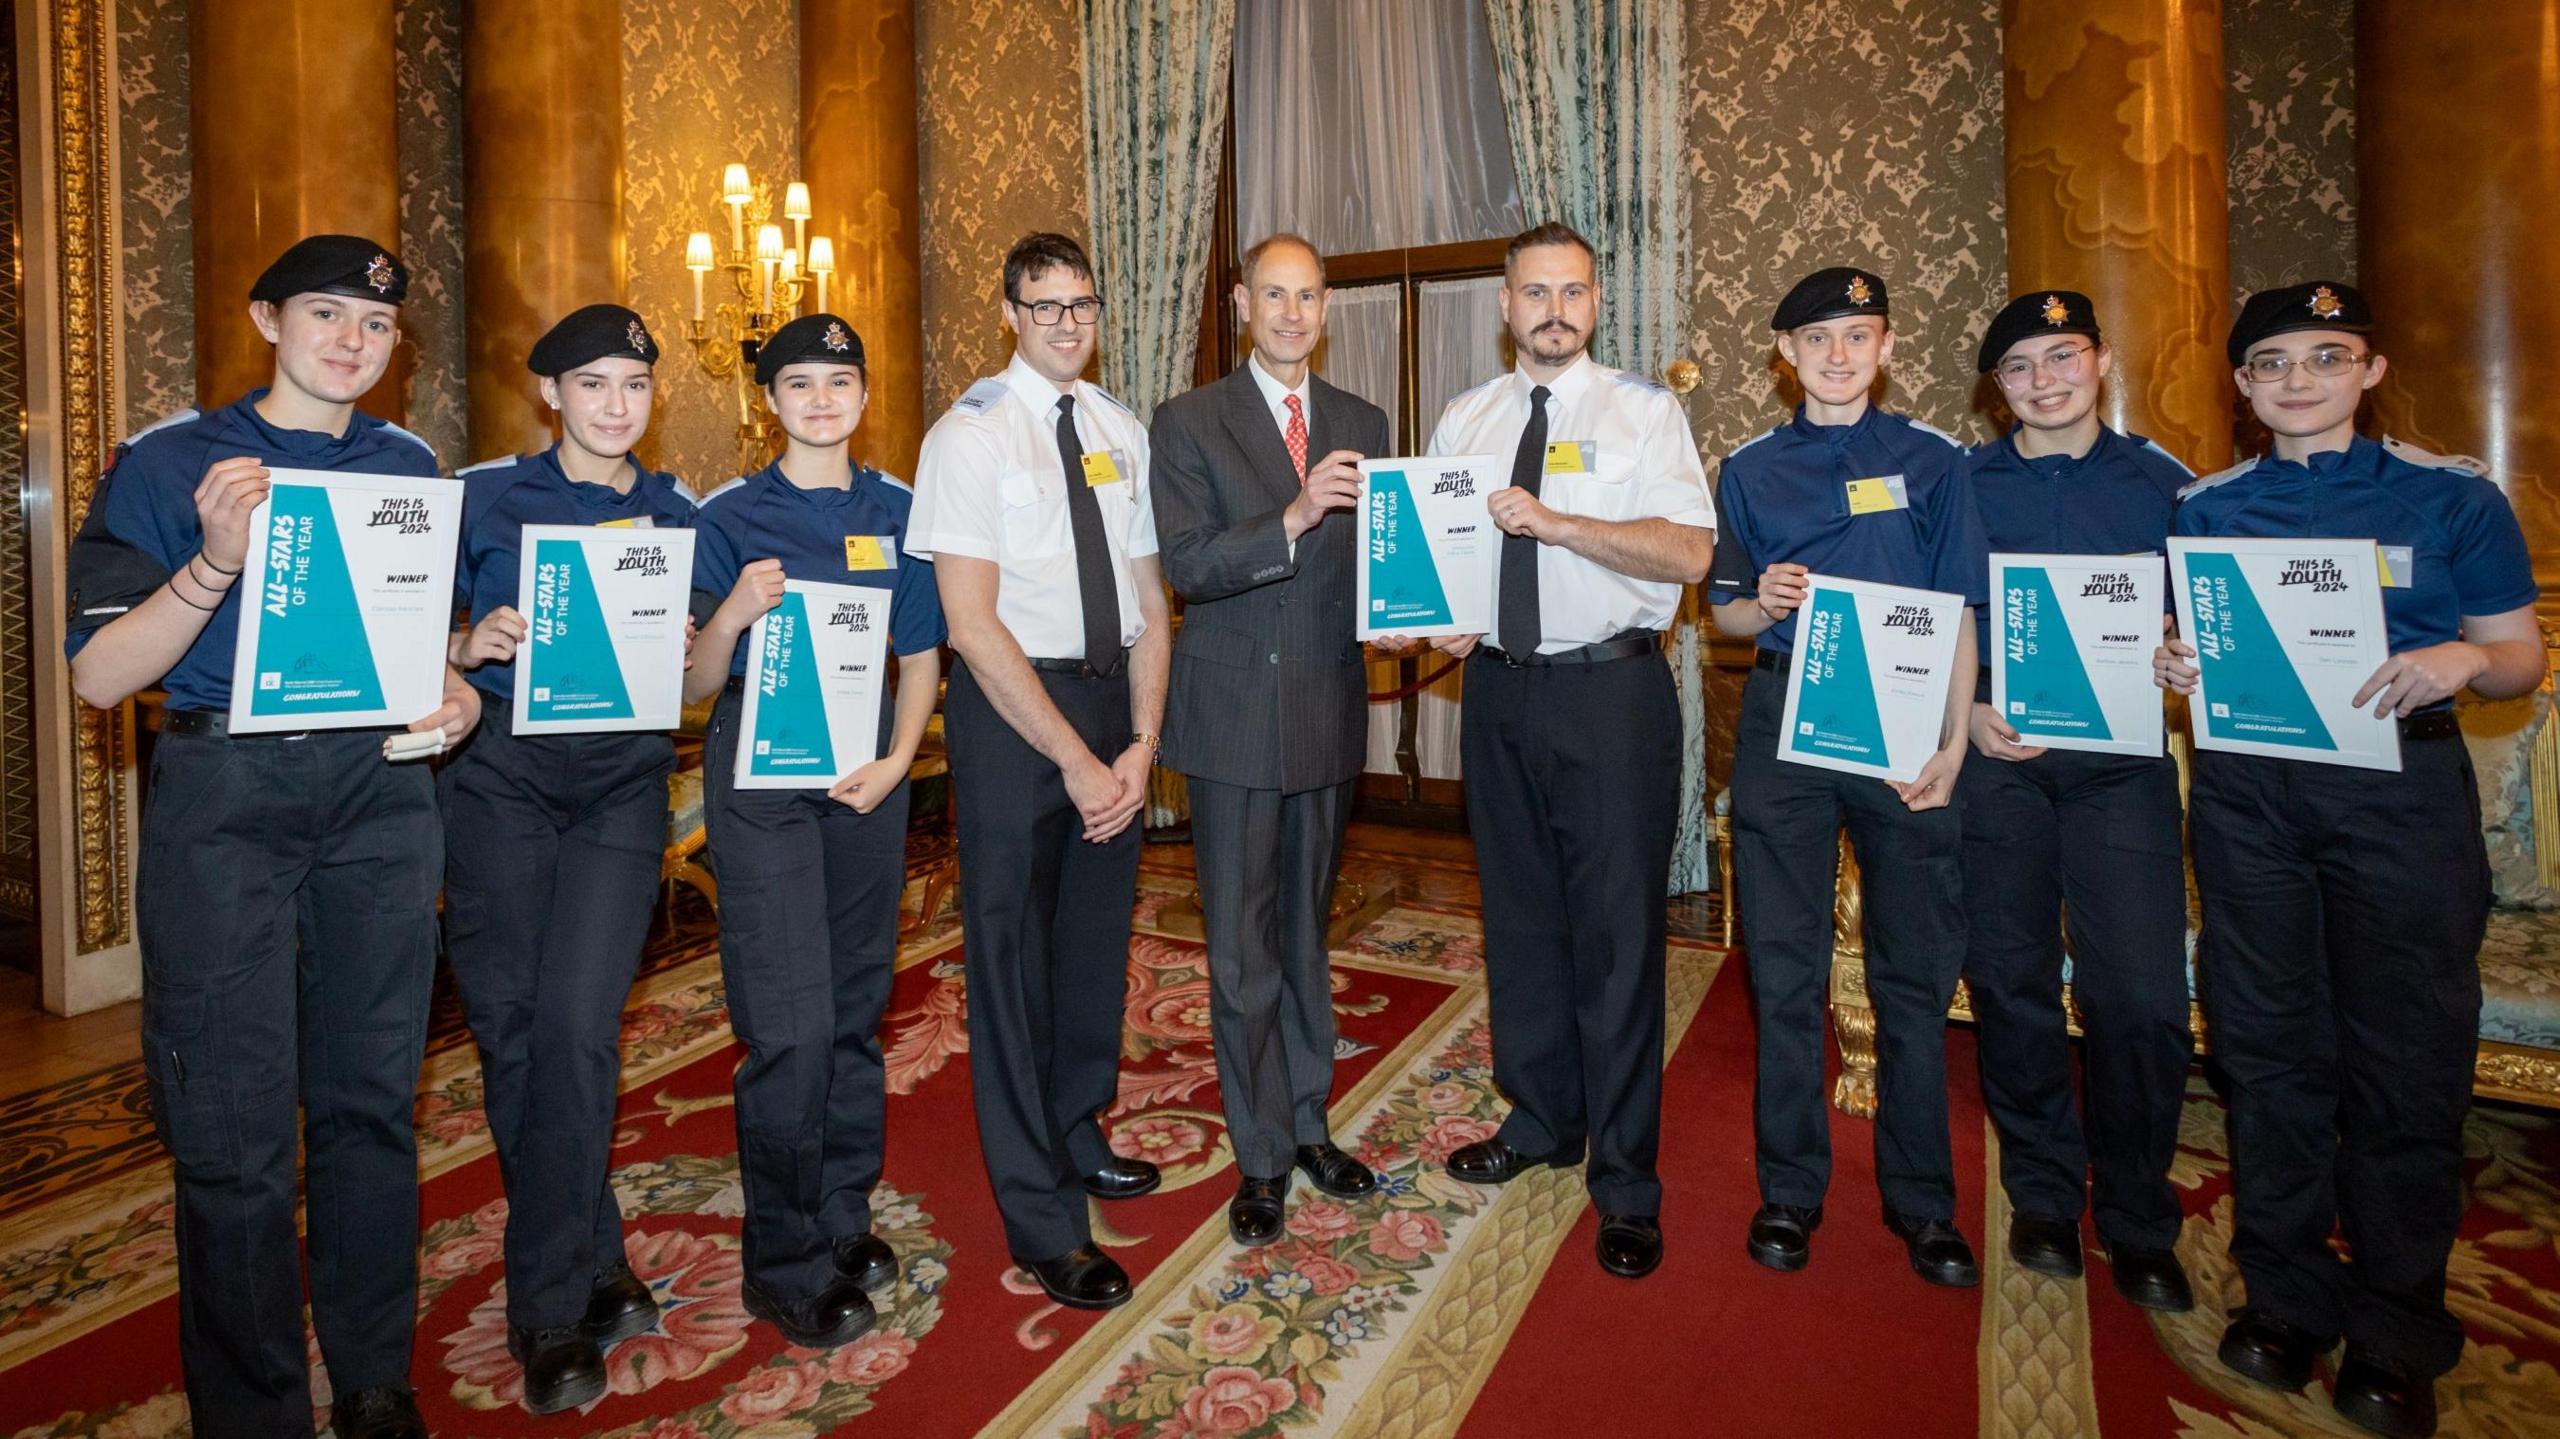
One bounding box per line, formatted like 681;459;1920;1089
1004;351;1082;420
1997;424;2114;476
1516;352;1597;408
222;387;376;461
755;455;862;509
2262;434;2381;481
1788;402;1879;447
539;444;646;510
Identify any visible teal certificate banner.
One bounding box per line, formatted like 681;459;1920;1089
1776;573;1964;784
226;468;461;733
734;579;890;789
1355;455;1506;640
2169;536;2399;772
511;525;696;735
1989;552;2166;757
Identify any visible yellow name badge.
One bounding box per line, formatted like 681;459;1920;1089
1080;450;1125;487
843;535;894;571
2377;545;2415;589
595;517;652;529
1544;441;1596;475
1845;474;1910;515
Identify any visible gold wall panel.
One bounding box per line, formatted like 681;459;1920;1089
394;0;466;468
804;0;927;482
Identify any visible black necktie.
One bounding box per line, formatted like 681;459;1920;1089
1498;384;1552;656
1055;395;1123;674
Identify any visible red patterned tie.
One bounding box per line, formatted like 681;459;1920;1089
1283;393;1308;484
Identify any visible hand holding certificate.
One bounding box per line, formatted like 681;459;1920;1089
1990;553;2166;757
735;579;890;788
511;525;696;734
1355;455;1508;640
1777;574;1965;784
2168;537;2400;771
227;468;461;733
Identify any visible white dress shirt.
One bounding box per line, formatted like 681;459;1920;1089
1247;350;1313;442
1425;353;1715;654
907;352;1160;657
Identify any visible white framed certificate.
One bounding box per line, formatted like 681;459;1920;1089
510;525;696;735
2169;537;2400;772
1355;455;1508;640
1989;553;2166;757
228;468;461;733
734;580;889;789
1777;573;1964;784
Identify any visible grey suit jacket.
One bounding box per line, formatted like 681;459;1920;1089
1149;365;1392;793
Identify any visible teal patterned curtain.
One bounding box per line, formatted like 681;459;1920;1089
1480;0;1708;894
1080;0;1238;425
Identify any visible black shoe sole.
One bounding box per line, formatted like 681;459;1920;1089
1910;1258;1982;1288
1449;1152;1568;1187
1033;1275;1133;1311
2332;1388;2435;1439
1083;1174;1163;1201
1746;1235;1809;1273
2110;1276;2194;1314
584;1300;660;1348
2217;1337;2312;1392
741;1287;875;1349
1295;1165;1378;1201
1598;1243;1662;1279
522;1367;608;1416
1229;1214;1285;1248
2009;1245;2085;1281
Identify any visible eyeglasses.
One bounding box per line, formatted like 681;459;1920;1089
1991;344;2094;389
1013;297;1105;327
2242;347;2370;382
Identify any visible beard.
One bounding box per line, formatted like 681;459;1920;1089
1521;322;1586;364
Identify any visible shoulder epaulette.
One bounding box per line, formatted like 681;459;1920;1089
695;476;750;507
1900;415;1964;449
119;408;201;449
2130;434;2196;479
381;420;436;458
454;456;518;478
1610;368;1669;395
2381;436;2487;476
2178;458;2258;500
950;377;1009;417
656;471;701;507
1083;384;1134;418
1724;424;1784;462
871;470;914;495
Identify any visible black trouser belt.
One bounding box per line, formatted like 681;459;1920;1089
1752;647;1790;674
1027;651;1127;678
161;709;397;739
2399;709;2460;742
1477;632;1660;668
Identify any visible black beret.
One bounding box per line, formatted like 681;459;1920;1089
250;234;407;305
1977;290;2103;372
753;312;866;386
527;303;659;376
1771;266;1888;332
2228;280;2372;365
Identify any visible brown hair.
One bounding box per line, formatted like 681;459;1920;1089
1239;232;1326;288
1003;232;1095;303
1504;221;1595;274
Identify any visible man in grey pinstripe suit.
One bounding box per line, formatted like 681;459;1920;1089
1149;234;1392;1248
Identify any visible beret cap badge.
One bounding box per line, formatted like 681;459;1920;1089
365;254;396;294
1846;275;1873;306
2309;285;2343;320
823;321;853;353
627;318;653;356
2041;295;2069;326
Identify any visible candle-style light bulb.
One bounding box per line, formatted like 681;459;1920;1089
721;163;752;257
685;232;714;320
755;224;783;314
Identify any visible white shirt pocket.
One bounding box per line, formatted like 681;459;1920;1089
999;468;1069;558
1547;447;1631;519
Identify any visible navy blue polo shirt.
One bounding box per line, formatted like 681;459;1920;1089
452;445;700;701
2174;435;2537;657
63;390;442;711
1968;425;2190;656
1707;406;1990;654
691;461;947;676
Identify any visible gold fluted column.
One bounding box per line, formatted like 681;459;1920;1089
463;0;626;461
191;0;403;419
2361;0;2560;610
802;0;926;479
2002;1;2232;471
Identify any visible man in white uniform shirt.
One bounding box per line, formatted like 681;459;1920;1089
1420;222;1715;1279
907;232;1171;1312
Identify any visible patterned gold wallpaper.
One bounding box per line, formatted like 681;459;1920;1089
621;0;802;490
113;0;191;437
2223;0;2357;301
396;0;468;467
916;0;1091;417
1681;0;2010;467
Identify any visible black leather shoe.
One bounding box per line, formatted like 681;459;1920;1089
507;1323;607;1415
583;1260;660;1346
1446;1138;1569;1186
2331;1350;2438;1439
1595;1213;1663;1279
741;1276;876;1349
333;1384;428;1439
2216;1309;2322;1391
1885;1211;1981;1288
1082;1155;1162;1200
1294;1142;1379;1199
1229;1174;1288;1246
1025;1243;1132;1310
2007;1214;2084;1279
2107;1245;2194;1313
834;1232;899;1293
1746;1202;1822;1272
